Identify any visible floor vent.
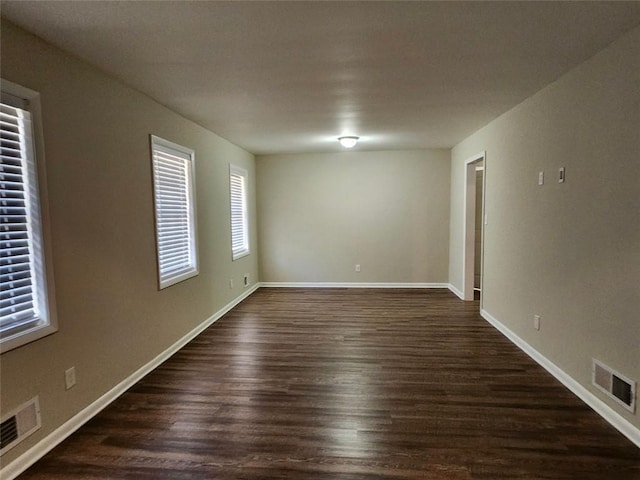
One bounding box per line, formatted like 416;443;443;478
0;396;41;456
592;360;636;413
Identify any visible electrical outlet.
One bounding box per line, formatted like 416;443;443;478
355;264;361;273
243;274;249;287
533;315;541;331
65;367;76;390
538;171;544;185
229;279;234;289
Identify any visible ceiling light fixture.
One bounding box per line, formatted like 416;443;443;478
338;136;359;148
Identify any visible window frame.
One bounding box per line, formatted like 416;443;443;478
1;79;58;354
229;164;249;261
150;135;198;289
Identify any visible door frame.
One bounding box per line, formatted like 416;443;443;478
462;151;486;302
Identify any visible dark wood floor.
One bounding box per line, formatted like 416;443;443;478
19;288;640;479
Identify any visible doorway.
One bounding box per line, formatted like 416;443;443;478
463;152;486;304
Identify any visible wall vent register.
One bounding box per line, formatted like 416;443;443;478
592;359;636;413
0;396;41;455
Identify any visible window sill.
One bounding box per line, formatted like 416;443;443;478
1;323;58;354
232;250;250;261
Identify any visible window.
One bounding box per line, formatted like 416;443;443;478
229;164;249;260
150;135;198;289
1;80;57;353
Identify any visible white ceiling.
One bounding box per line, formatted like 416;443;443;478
3;1;640;155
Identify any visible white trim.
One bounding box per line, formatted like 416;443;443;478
259;282;449;289
0;79;58;353
150;135;199;290
232;250;250;261
462;151;485;302
0;284;259;480
0;397;41;457
592;359;636;413
447;283;464;300
229;164;250;261
480;308;640;448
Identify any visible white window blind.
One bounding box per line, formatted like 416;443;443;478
229;165;249;260
151;136;198;289
1;84;55;352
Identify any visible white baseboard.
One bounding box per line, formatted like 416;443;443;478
259;282;450;289
0;284;260;480
480;308;640;448
448;283;464;299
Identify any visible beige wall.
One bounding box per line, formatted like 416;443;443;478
0;19;259;465
449;26;640;428
256;150;450;284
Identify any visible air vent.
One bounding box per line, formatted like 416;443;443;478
592;359;636;413
0;397;41;456
1;417;18;449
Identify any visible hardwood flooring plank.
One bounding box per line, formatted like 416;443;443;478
17;288;640;479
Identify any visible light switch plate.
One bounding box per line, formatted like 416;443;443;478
65;367;76;390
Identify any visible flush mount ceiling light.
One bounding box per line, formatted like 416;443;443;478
338;136;359;148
